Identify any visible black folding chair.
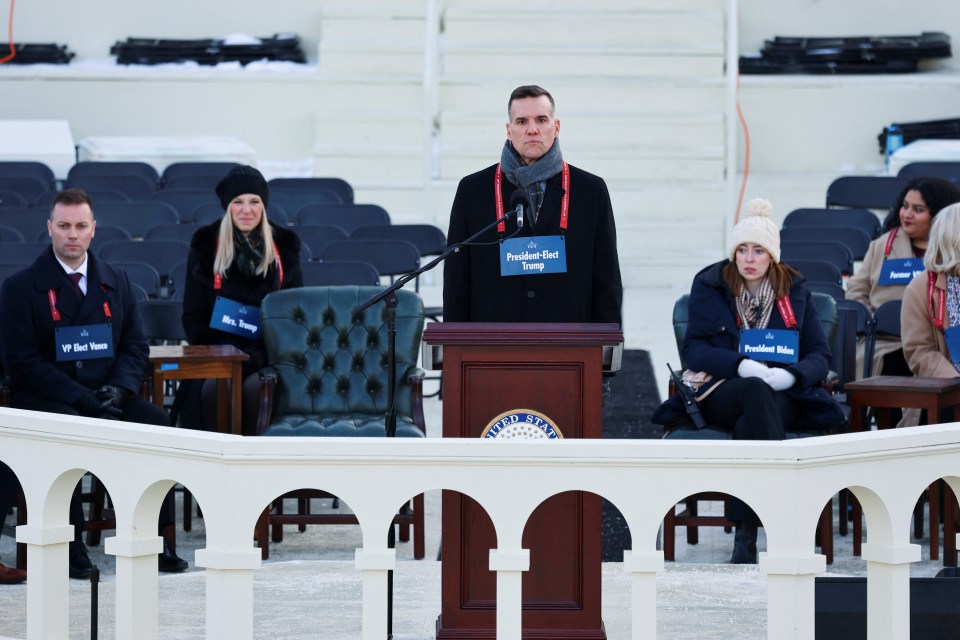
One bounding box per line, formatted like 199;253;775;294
168;261;188;300
35;189;130;209
300;261;381;286
160;162;240;186
0;177;50;203
0;190;29;210
292;225;349;259
319;239;419;283
825;175;909;210
144;224;202;244
0;209;50;239
780;227;873;261
111;261;162;299
0;161;56;189
0;226;25;242
782;207;882;240
67;161;160;184
272;189;345;218
806;282;845;303
836;299;874;380
863;300;902;378
149;190;219;221
99;240;190;288
350;224;446;292
65;175;158;201
90;201;180;238
295;204;390;235
896;162;960;181
139;299;187;344
267;177;354;205
781;241;855;277
785;260;843;286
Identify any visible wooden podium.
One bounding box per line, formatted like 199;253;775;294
422;323;623;640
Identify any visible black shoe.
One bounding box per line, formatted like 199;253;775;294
69;540;96;580
158;540;188;573
730;523;759;564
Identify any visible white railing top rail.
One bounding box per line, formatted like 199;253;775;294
1;407;958;638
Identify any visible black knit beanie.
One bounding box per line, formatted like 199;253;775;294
215;165;269;210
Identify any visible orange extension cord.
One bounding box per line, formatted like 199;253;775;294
733;71;751;224
0;0;15;64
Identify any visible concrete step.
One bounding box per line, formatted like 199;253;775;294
315;109;428;147
442;7;723;48
442;50;723;80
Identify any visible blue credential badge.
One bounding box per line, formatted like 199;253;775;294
945;327;960;365
55;324;115;362
878;258;924;286
499;236;567;277
481;409;563;439
739;328;799;364
210;296;260;338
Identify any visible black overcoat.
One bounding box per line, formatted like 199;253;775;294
0;247;148;406
181;220;302;374
442;163;622;324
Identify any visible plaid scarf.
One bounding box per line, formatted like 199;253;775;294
734;279;776;329
232;227;265;278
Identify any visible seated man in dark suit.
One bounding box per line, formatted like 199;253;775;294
0;188;187;578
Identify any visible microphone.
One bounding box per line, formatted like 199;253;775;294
510;190;531;230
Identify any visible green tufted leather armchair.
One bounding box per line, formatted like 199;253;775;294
253;285;427;559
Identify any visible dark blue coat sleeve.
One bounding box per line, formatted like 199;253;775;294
681;276;743;379
785;287;831;389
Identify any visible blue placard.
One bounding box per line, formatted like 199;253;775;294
878;258;924;286
210;296;260;338
739;328;799;364
945;327;960;365
499;235;567;277
55;323;115;362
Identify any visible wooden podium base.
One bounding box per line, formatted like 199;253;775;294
423;323;621;640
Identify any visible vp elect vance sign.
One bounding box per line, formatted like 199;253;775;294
55;324;115;361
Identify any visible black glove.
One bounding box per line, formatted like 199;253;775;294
94;385;126;420
75;391;106;417
96;385;127;409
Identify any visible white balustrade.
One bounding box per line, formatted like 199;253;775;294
1;407;959;639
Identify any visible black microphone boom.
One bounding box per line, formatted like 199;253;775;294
510;189;531;229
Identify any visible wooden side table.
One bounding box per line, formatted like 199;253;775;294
845;376;960;564
149;345;249;435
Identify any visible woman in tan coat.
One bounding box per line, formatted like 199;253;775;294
902;202;960;384
847;177;960;378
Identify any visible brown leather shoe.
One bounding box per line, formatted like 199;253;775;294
0;563;26;584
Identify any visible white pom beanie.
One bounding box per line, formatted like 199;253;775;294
730;198;780;263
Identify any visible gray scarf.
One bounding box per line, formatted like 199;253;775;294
499;139;564;223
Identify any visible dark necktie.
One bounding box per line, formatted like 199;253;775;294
68;272;84;298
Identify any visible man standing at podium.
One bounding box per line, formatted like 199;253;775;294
443;85;622;324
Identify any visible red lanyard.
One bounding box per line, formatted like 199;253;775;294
928;271;946;329
494;162;570;233
213;241;284;290
735;296;797;329
883;226;899;257
47;288;111;322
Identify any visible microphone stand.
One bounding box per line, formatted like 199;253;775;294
354;207;519;437
352;207;518;639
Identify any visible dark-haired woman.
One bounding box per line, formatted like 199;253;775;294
180;165;302;435
846;177;960;378
680;198;844;563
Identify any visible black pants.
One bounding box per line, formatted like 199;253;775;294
200;373;262;436
698;377;799;524
10;394;176;537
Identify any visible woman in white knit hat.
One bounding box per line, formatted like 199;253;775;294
671;198;844;563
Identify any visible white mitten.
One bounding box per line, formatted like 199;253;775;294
737;359;771;379
765;368;796;391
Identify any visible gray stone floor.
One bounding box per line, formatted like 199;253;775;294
0;286;953;638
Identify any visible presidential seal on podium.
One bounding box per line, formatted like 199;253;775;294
480;409;563;439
